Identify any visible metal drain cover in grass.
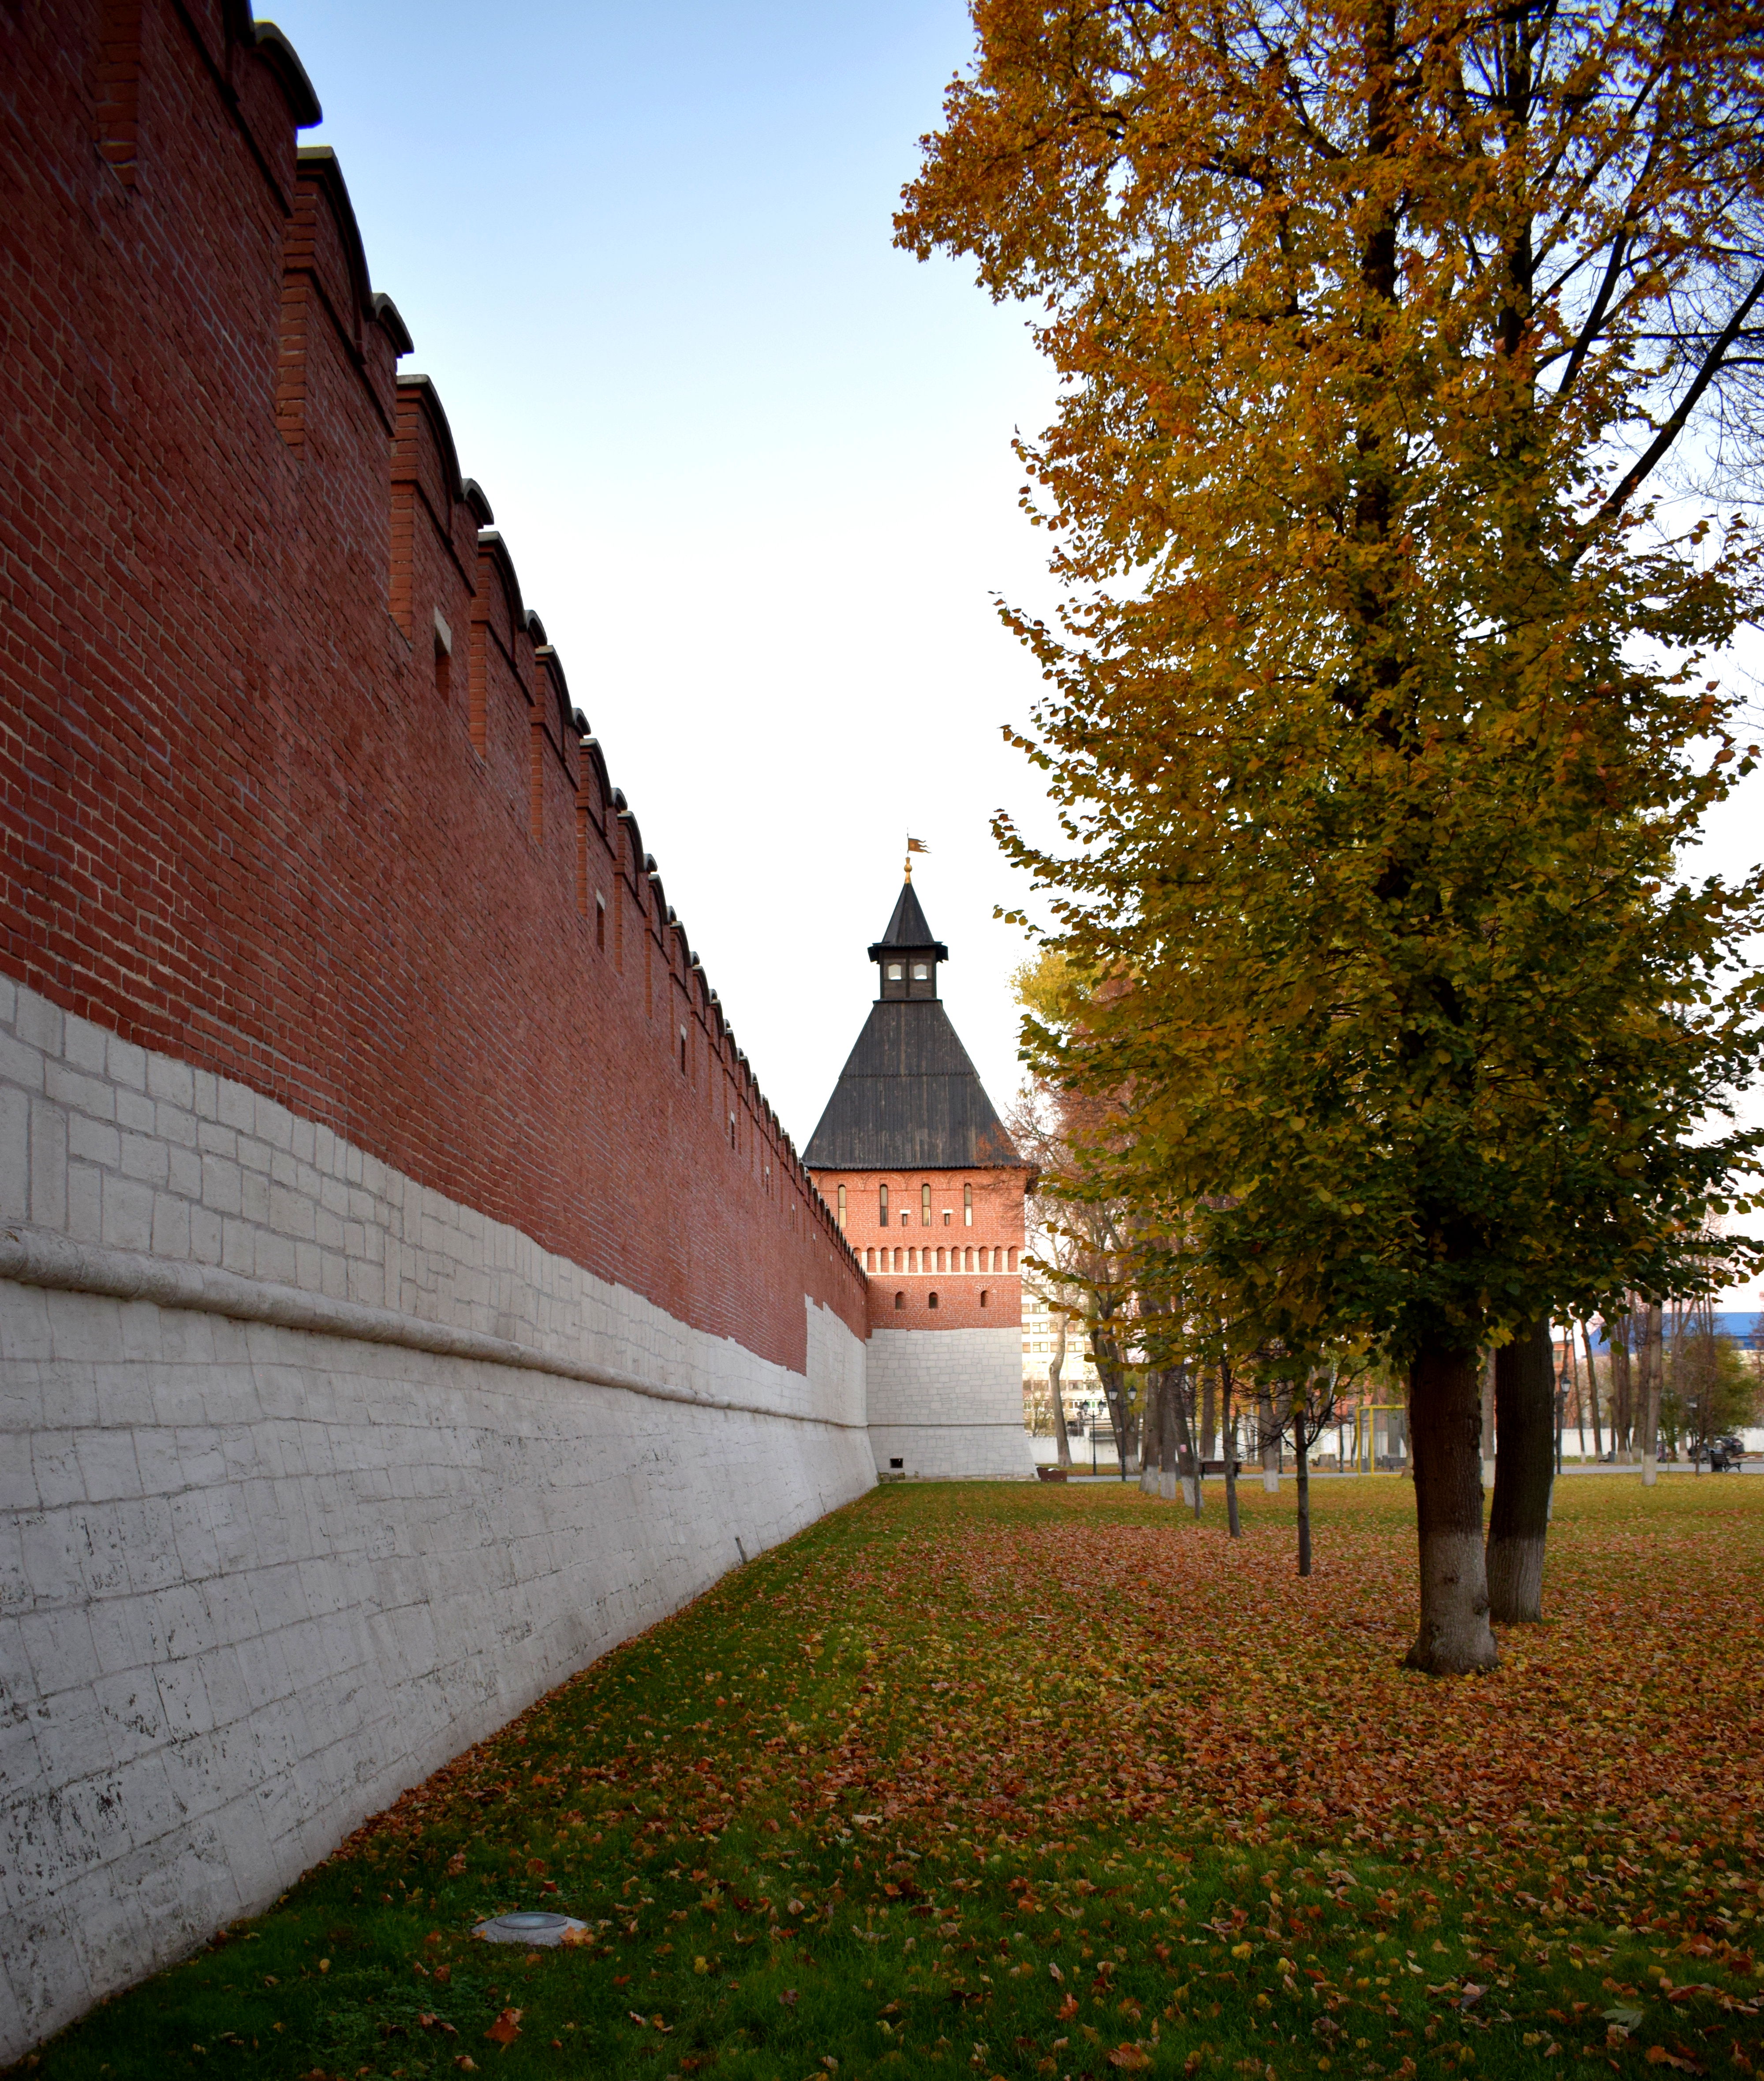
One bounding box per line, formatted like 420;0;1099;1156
473;1911;587;1947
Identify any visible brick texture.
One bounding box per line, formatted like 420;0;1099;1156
810;1167;1027;1332
0;0;865;1372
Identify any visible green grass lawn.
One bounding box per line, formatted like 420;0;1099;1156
13;1478;1763;2081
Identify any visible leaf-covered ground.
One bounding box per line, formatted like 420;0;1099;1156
15;1477;1764;2081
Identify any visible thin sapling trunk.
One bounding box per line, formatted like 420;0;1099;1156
1141;1368;1163;1496
1050;1312;1072;1467
1172;1367;1203;1515
1610;1312;1633;1457
1221;1358;1241;1539
1582;1322;1603;1463
1639;1300;1664;1486
1480;1352;1496;1490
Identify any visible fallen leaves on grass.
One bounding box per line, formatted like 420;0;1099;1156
42;1482;1764;2081
482;2008;520;2045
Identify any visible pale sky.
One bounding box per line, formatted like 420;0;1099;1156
270;0;1060;1156
271;1;1760;1306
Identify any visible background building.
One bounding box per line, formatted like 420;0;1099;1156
1021;1288;1101;1405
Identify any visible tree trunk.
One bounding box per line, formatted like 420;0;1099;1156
1171;1367;1202;1514
1200;1370;1217;1465
1638;1300;1664;1486
1093;1334;1137;1476
1221;1359;1241;1539
1049;1314;1071;1468
1159;1367;1180;1502
1486;1317;1554;1624
1581;1321;1603;1463
1257;1385;1280;1492
1140;1368;1163;1496
1609;1311;1633;1457
1405;1339;1498;1674
1296;1425;1313;1577
1480;1350;1496;1491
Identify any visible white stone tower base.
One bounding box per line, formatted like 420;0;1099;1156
865;1326;1035;1479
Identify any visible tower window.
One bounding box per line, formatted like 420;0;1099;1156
596;893;606;950
901;1209;909;1225
920;1183;931;1225
964;1184;972;1226
878;1183;889;1227
942;1209;950;1225
912;963;928;980
679;1025;688;1073
928;1291;939;1310
887;964;903;980
837;1184;847;1230
893;1290;904;1311
728;1111;736;1148
980;1289;990;1308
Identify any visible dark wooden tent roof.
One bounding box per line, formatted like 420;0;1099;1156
867;880;946;960
805;881;1020;1170
803;1002;1020;1170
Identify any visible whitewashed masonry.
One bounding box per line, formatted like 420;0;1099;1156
0;977;871;2060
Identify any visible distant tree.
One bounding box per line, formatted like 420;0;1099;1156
1009;1081;1085;1468
1580;1322;1605;1464
899;0;1764;1671
1258;1364;1349;1577
1665;1312;1762;1461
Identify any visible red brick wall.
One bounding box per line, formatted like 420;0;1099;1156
0;0;866;1366
809;1167;1028;1331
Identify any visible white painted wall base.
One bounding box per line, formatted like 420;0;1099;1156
0;979;871;2060
864;1326;1035;1480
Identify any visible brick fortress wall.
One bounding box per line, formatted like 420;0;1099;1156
0;0;872;2055
0;0;861;1370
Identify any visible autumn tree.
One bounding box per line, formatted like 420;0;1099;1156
899;0;1764;1670
1665;1306;1762;1461
1011;950;1152;1474
1009;1080;1094;1468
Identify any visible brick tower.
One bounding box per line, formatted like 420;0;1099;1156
805;872;1035;1479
